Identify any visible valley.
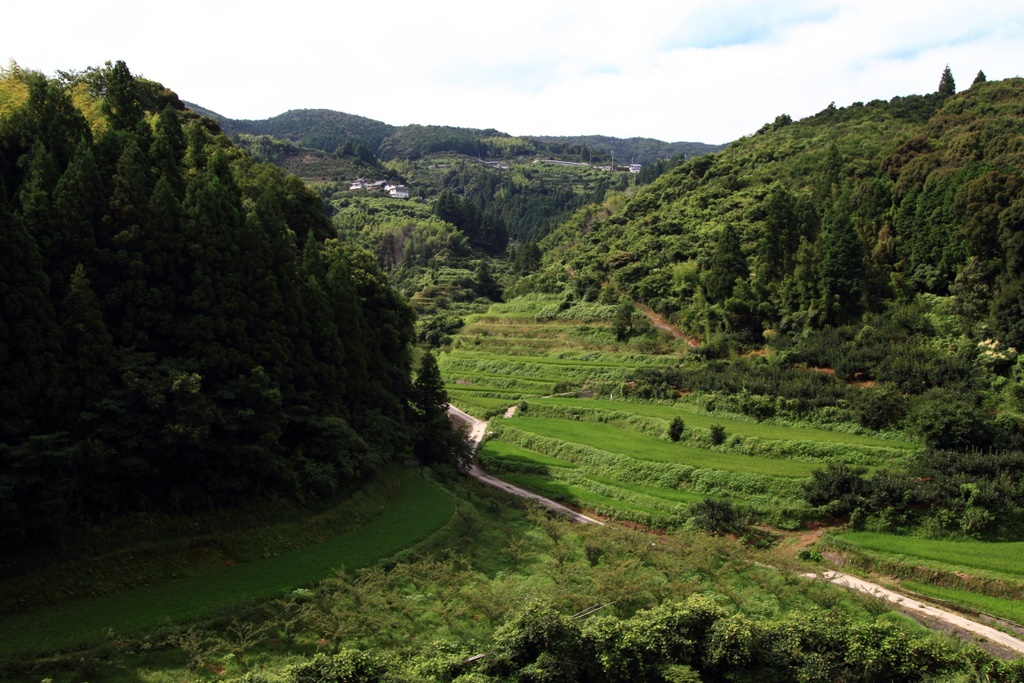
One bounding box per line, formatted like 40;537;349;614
2;59;1024;681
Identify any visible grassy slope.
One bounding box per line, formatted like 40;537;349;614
899;581;1024;624
508;416;819;478
0;471;454;656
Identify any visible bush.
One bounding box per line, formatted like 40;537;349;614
803;462;868;514
908;388;992;450
690;499;743;535
853;384;907;430
668;417;685;442
292;650;390;683
709;424;726;446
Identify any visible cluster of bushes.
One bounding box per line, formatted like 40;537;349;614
624;349;1024;452
804;449;1024;538
626;357;851;418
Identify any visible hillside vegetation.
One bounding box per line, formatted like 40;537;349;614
505;71;1024;536
0;61;461;560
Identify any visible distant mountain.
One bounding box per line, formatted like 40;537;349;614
529;135;724;165
185;104;398;154
185;104;724;164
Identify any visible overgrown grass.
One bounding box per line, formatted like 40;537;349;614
0;469;981;683
497;472;658;516
0;470;455;657
837;532;1024;581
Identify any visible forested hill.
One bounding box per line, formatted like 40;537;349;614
188;104;724;163
0;62;452;555
530;134;723;165
528;72;1024;351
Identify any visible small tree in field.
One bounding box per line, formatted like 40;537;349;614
668;416;685;442
709;424;726;446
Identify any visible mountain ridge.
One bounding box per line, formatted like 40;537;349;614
184;102;725;164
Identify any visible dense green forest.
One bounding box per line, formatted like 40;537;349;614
0;61;461;558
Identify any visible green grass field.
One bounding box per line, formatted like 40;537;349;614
497;472;658;516
0;470;455;656
478;439;578;469
837;532;1024;581
508;416;819;478
531;397;917;450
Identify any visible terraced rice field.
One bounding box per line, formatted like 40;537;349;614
443;295;918;528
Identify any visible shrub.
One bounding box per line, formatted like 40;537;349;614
668;417;685;442
803;462;868;514
709;424;726;446
690;499;743;535
908;388;992;450
853;384;907;430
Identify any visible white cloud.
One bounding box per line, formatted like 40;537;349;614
4;1;1023;143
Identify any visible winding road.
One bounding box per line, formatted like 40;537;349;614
445;403;1024;656
446;405;604;525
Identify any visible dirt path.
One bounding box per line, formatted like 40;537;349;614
446;406;1023;653
806;570;1024;656
634;303;699;348
446;405;604;525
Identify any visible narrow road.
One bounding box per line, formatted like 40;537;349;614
806;570;1024;655
446;405;604;525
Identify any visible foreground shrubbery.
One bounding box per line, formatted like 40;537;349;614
294;595;1023;683
11;493;1020;683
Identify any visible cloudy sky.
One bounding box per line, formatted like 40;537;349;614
5;1;1023;144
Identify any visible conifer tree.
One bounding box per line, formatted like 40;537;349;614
0;210;63;437
103;137;152;345
819;205;864;324
972;70;987;87
150;106;186;198
412;352;469;468
938;65;956;97
138;174;186;351
59;264;117;416
17;141;59;236
103;60;144;132
704;223;748;303
15;72;90;171
50;140;103;300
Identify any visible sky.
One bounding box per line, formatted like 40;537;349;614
5;1;1023;145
